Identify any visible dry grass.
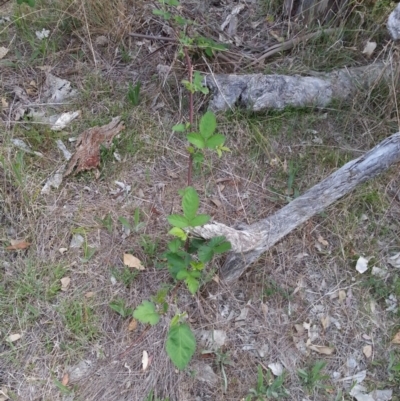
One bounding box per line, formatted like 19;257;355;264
1;0;400;400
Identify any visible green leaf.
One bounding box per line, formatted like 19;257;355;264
152;9;171;19
190;261;204;271
181;187;199;220
199;111;217;139
109;299;132;318
168;227;187;241
189;214;210;227
193;152;204;167
172;123;186;132
133;300;160;325
166;0;180;5
166;323;196;370
166;252;191;278
118;216;131;230
186;133;205;149
176;269;189;280
199;86;209;95
167;214;190;228
186;275;199;294
198;246;214;263
205;134;225;149
168;239;182;252
214;241;231;254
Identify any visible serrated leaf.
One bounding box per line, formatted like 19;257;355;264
166;323;196;370
182;187;199;220
167;214;190;228
214;241;231;254
109;300;132;318
172;123;186;132
199;111;216;139
168;239;182;252
176;269;189;280
187;133;205;149
186;276;199;294
189;214;210;227
168;227;187;241
133;300;160;325
207;236;226;248
190;261;204;271
198;246;214;263
166;252;191;278
205;134;225;149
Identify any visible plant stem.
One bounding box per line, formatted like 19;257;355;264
183;47;194;187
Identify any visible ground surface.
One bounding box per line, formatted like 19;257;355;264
1;1;400;400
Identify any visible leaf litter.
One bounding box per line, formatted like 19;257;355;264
64;117;125;176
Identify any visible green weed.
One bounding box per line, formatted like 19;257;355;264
297;360;330;394
127;81;141;106
246;365;290;400
59;299;98;341
110;267;138;288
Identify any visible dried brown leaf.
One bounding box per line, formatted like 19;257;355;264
142;350;149;371
308;344;335;355
392;331;400;344
363;345;372;358
6;239;31;250
128;318;138;332
123;254;145;270
60;277;71;291
210;197;222;208
7;333;21;342
321;315;331;330
317;235;329;247
62;373;69;386
64;117;124;176
85;291;95;298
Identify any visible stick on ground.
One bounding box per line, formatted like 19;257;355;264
192;133;400;282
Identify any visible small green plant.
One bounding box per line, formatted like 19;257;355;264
140;235;159;257
109;298;133;318
110;267;138;287
297;360;330;394
119;209;145;233
387;351;400;385
60;300;98;341
247;365;290;400
144;389;170;401
109;5;231;371
96;214;113;233
286;160;299;200
127;81;141;106
17;0;35;7
211;350;234;393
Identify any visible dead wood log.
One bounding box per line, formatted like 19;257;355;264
192;133;400;283
205;63;395;112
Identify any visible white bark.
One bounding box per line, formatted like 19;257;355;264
192;133;400;283
205;63;395;112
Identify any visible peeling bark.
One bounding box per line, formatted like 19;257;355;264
205;63;395;112
192;133;400;283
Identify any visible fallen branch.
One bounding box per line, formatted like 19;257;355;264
205;62;396;112
192;133;400;282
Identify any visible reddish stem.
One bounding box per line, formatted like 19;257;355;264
183;47;194;187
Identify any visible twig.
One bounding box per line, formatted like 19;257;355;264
247;28;339;67
183;47;194;187
129;32;177;42
118;325;151;359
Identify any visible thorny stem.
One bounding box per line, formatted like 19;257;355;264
183;47;194;187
